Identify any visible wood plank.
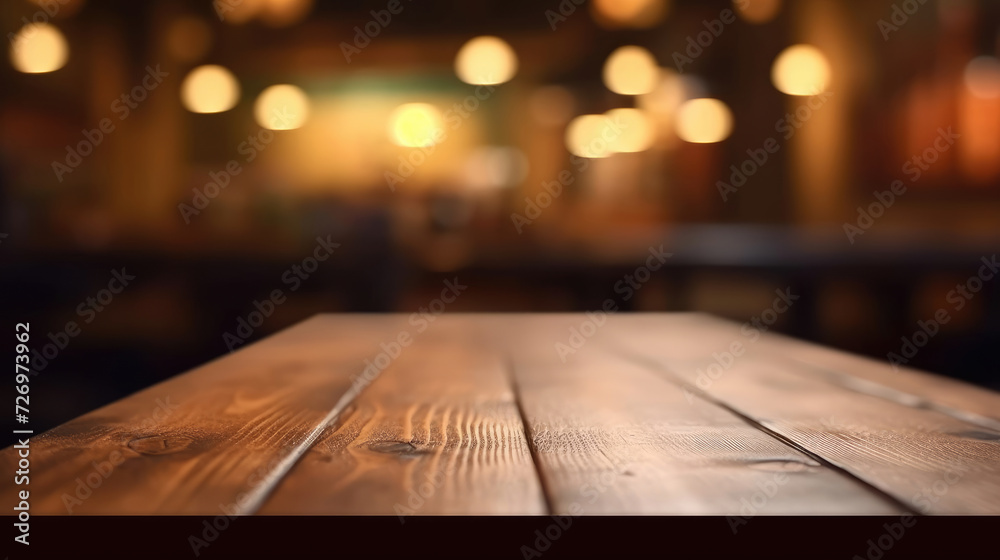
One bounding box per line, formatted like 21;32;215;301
0;314;409;514
608;313;1000;513
496;314;904;515
259;315;546;514
8;311;998;515
603;312;1000;428
738;320;1000;430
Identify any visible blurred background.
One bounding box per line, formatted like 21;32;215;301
2;0;999;442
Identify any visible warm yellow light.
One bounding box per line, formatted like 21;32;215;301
180;65;240;113
259;0;313;27
592;0;669;29
605;108;654;153
638;69;686;114
219;0;266;25
9;23;68;74
388;103;445;147
463;147;529;189
638;70;688;144
218;0;311;26
734;0;782;24
565;114;619;158
771;44;831;96
964;56;1000;99
603;46;658;95
454;36;518;85
254;85;310;130
675;98;733;143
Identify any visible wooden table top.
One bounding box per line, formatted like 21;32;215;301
4;313;1000;515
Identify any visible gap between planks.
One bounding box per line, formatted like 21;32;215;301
256;317;551;515
687;314;1000;431
609;347;920;516
240;377;375;514
504;356;557;517
781;357;1000;434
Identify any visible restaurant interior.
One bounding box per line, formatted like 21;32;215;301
2;0;999;441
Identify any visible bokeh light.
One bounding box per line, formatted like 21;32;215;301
771;44;831;95
220;0;311;26
638;69;687;114
259;0;314;27
675;98;733;143
180;65;241;113
219;0;265;25
9;23;69;74
964;56;1000;99
638;70;690;144
463;147;530;189
733;0;782;24
591;0;670;29
388;103;445;148
254;85;310;130
454;36;518;85
605;108;654;153
603;46;659;95
565;114;618;158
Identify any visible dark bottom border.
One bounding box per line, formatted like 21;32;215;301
7;515;998;559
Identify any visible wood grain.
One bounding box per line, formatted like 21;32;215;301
496;314;904;515
0;314;409;514
604;313;1000;428
749;323;1000;431
259;315;546;514
5;312;998;515
608;314;1000;513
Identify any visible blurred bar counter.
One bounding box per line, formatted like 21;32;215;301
4;224;998;406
